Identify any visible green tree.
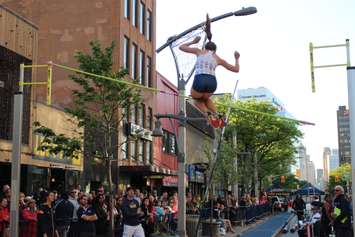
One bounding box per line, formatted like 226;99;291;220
328;163;351;192
34;41;141;236
204;140;238;191
218;98;303;196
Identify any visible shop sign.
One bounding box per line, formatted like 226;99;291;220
195;171;205;183
128;123;152;141
162;175;188;187
162;176;178;187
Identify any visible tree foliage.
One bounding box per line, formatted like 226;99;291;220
215;98;303;193
328;163;351;192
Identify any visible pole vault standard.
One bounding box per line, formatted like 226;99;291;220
309;39;355;232
9;63;52;237
156;7;257;237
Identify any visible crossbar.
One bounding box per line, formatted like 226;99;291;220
313;44;347;49
314;63;348;69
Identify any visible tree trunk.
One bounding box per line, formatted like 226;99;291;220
108;160;115;237
254;152;259;199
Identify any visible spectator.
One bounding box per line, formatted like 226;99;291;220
93;194;109;237
37;191;58;237
68;189;80;237
121;187;144;237
55;192;74;237
292;195;305;220
77;194;97;237
217;203;235;233
320;194;333;237
160;192;168;203
333;185;352;237
21;198;38;237
0;197;10;237
141;198;154;237
134;189;142;206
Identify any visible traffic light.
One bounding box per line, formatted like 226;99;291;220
281;175;286;184
335;176;340;182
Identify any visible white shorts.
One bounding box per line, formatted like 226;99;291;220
123;224;145;237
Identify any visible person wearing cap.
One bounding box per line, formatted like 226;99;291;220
121;187;145;237
22;198;38;237
332;185;352;237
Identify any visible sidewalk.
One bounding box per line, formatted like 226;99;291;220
238;212;292;237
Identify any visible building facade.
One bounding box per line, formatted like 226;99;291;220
0;4;83;194
323;147;330;182
329;149;339;172
316;169;324;189
238;87;293;118
2;0;157;191
155;73;215;196
337;106;351;164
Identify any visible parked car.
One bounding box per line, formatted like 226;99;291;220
270;196;288;212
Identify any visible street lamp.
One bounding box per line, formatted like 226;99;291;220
152;120;164;137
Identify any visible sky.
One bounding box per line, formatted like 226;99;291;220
156;0;355;169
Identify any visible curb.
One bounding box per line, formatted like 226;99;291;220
270;213;294;237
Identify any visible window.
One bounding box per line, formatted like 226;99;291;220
138;140;144;162
130;140;136;159
148;141;153;163
132;43;137;80
123;36;130;70
135;104;139;124
162;130;177;155
130;105;136;123
146;10;152;41
124;0;130;19
147;56;152;87
146;141;153;164
148;107;153;130
122;140;128;160
132;0;137;27
139;1;145;34
139;50;145;85
141;104;145;127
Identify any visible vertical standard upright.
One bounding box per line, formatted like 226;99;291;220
9;63;24;237
347;66;355;233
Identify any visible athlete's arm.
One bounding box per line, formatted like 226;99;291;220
217;51;240;73
179;36;202;55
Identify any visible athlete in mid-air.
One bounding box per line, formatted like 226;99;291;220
179;15;240;128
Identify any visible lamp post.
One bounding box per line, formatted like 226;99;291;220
156;7;257;236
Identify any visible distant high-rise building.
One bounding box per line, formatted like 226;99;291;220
238;87;293;118
295;144;316;184
316;169;324;189
307;157;316;185
337;106;351;164
323;147;330;182
296;144;307;180
329;149;339;172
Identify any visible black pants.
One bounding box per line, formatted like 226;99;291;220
319;222;331;237
334;227;353;237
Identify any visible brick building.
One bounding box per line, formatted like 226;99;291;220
2;0;157;191
0;4;83;194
